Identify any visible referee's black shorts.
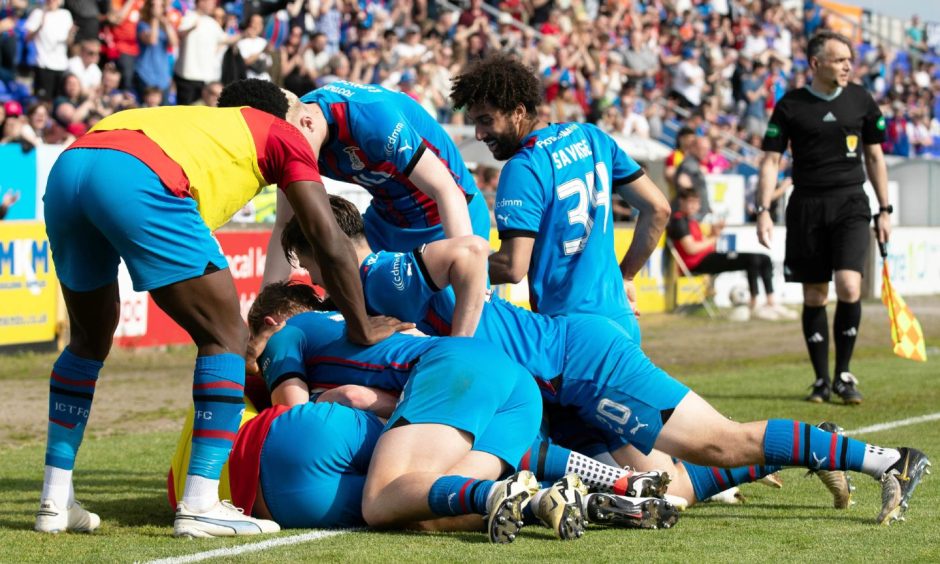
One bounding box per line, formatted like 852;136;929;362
784;188;871;283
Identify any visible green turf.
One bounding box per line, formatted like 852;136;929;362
1;349;938;562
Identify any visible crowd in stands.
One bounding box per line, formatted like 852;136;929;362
1;0;939;175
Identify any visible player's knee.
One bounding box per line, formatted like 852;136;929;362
459;235;490;261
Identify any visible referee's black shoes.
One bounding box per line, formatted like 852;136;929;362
832;372;863;405
805;378;831;403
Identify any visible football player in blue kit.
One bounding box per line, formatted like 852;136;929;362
279;195;931;525
218;81;491;286
450;53;672;345
251;283;595;542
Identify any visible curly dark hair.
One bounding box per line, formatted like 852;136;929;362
247;280;322;334
450;53;542;115
281;195;365;265
217;78;289;119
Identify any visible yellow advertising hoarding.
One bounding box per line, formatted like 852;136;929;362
488;226;669;314
0;221;58;346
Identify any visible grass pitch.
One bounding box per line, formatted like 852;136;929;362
1;298;938;563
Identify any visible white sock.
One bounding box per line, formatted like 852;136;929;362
181;475;220;512
566;451;626;492
861;445;902;478
530;488;548;509
42;466;72;507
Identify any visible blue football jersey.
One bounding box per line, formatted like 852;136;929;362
259;310;436;393
494;122;644;321
358;249;567;392
300;82;480;230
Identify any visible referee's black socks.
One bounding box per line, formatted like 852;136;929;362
802;305;830;383
834;300;862;376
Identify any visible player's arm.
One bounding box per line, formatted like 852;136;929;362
863;142;891;244
756;150;782;248
270;375;310;407
261;191;295;287
258;324;311;407
617;174;671;312
407;145;474;239
417;236;489;336
316;385;399;419
283;180;413;345
488;236;535;285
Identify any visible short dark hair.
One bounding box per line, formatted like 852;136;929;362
677;188;700;201
217;78;289;118
451;53;542;115
281;195;365;265
247;281;322;334
807;30;854;62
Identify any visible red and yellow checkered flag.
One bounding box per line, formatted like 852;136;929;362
880;243;927;362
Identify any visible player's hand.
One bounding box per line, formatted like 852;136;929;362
756;212;774;249
623;278;639;317
351;316;416;345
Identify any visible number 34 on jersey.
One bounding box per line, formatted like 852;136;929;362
557;162;611;256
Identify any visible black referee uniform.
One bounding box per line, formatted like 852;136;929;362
762;82;885;282
761;82;886;404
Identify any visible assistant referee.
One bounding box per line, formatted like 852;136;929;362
756;30;891;405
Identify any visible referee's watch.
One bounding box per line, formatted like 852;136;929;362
755;205;770;215
879;205;893;214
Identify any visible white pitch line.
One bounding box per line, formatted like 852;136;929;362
143;530;349;564
141;412;940;563
845;412;940;436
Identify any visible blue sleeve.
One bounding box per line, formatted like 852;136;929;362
361;251;435;323
494;157;544;235
259;324;307;393
357;102;426;176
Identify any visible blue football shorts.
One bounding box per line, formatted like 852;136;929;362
43;148;227;292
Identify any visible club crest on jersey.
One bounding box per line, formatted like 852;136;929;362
845;134;858;157
344;146;365;170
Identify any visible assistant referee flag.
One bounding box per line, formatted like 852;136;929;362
880;243;927;362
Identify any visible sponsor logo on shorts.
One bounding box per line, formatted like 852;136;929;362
629;416;649;436
495;198;523;208
391;253;406;291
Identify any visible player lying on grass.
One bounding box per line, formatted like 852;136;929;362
279;195;932;525
250;282;587;543
35;78;409;538
168;370;678;536
247;282;680;536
